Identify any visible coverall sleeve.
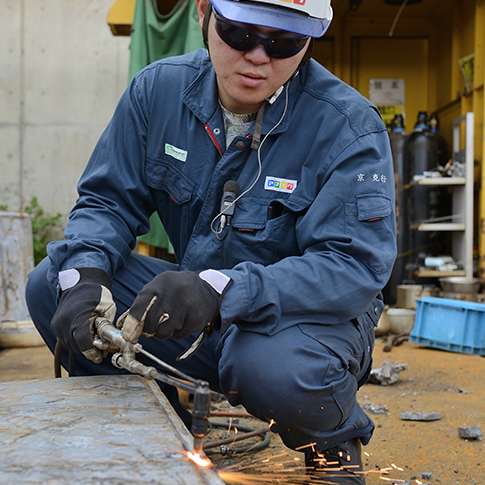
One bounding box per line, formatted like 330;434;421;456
47;76;155;275
219;127;397;334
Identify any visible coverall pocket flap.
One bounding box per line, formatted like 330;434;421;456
146;159;194;204
231;198;307;229
231;200;267;230
345;194;396;274
356;194;392;221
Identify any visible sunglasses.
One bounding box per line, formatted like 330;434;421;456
213;9;309;59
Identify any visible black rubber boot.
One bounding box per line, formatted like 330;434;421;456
305;438;365;484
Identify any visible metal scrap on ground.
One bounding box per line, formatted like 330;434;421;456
398;411;442;421
367;360;408;386
457;425;483;440
361;400;389;415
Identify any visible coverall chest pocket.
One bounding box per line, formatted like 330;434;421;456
145;158;202;249
345;194;395;274
227;198;304;267
145;158;195;204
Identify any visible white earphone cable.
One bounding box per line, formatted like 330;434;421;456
210;83;290;235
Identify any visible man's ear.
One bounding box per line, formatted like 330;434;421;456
196;0;210;28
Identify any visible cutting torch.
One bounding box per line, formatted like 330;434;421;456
93;317;211;456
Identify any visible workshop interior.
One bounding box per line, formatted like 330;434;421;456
1;0;485;484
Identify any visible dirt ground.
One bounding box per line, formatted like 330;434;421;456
1;336;484;484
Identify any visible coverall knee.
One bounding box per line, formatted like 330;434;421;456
218;319;376;450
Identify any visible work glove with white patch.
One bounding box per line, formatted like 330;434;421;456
51;267;116;364
117;270;232;344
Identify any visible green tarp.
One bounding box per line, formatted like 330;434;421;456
130;0;205;250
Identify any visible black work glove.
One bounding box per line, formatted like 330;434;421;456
52;267;116;364
117;270;232;343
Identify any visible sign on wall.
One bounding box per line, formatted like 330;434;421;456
369;78;405;128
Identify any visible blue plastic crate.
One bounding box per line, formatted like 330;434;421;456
410;297;485;356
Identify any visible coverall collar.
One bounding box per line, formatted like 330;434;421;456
181;54;300;138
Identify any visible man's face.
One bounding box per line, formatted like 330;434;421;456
197;0;310;114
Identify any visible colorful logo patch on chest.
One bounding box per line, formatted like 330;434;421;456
265;176;297;193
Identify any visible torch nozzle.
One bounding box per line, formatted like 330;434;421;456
192;436;204;455
190;381;211;455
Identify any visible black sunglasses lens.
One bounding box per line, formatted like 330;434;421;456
213;11;258;51
215;20;258;52
213;11;307;59
265;38;308;59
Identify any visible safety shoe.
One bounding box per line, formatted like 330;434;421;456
305;438;365;484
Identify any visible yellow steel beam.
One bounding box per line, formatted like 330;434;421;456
476;0;485;277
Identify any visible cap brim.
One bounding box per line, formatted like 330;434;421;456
210;0;331;38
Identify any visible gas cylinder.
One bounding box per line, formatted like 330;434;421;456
383;115;408;304
429;113;450;167
429;113;452;250
404;112;440;274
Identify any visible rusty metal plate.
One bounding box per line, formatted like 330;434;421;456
0;375;225;485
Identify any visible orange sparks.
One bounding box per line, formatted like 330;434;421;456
186;451;212;468
294;442;317;452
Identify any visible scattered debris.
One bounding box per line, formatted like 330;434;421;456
361;400;389;414
445;387;472;394
422;471;433;479
383;333;409;352
457;426;483;440
399;411;442;421
368;361;408;386
392;481;412;485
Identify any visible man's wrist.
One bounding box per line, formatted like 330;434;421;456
198;269;231;295
58;267;111;291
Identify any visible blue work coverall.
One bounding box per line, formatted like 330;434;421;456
26;49;397;452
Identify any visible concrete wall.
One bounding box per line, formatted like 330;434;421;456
0;0;131;220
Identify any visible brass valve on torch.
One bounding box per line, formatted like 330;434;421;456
93;317;211;457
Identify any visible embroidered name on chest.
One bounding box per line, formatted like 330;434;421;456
165;143;187;162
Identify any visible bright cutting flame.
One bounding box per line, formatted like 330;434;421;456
186;451;212;468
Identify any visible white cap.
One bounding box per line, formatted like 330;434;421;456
210;0;333;38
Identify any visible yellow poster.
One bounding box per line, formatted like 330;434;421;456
459;53;475;90
376;105;404;128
